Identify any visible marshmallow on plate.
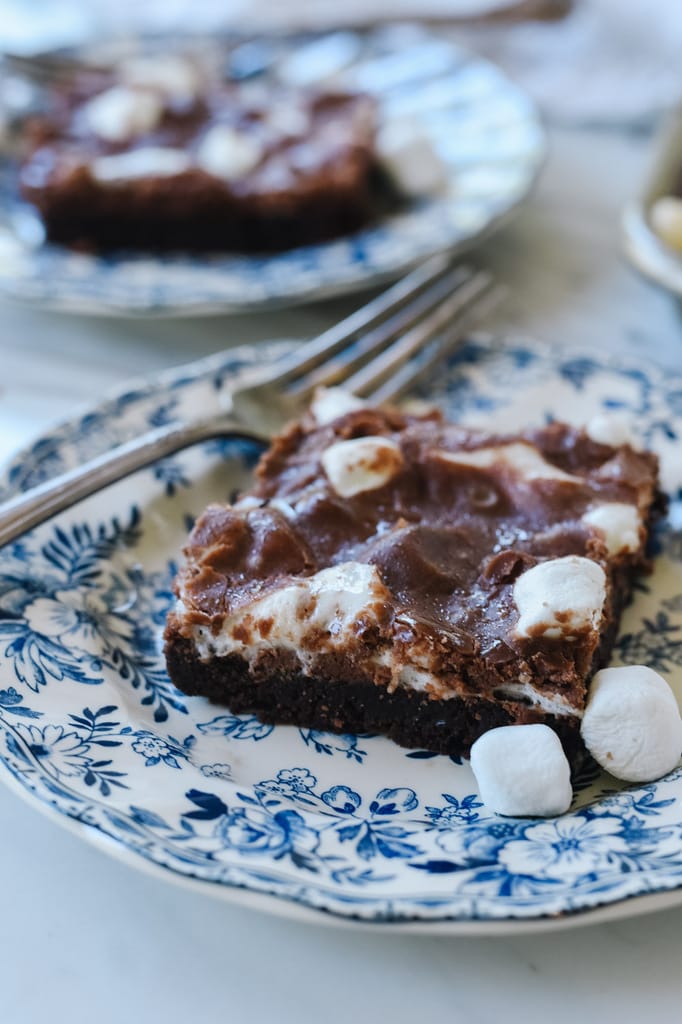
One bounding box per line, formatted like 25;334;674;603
581;665;682;782
470;724;573;818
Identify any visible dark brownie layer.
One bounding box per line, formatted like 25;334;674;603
166;634;585;762
19;65;386;252
164;401;663;759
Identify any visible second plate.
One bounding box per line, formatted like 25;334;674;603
0;27;544;316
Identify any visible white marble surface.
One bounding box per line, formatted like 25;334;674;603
1;118;682;1020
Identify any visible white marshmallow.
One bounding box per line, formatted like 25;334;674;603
190;561;387;661
581;666;682;782
196;125;263;181
83;86;163;143
650;195;682;254
311;387;366;425
91;147;191;182
470;724;573;818
376;115;448;197
264;104;310;138
585;413;635;448
436;443;579;483
233;495;262;511
492;682;581;718
120;55;202;103
582;503;641;555
513;556;606;639
267;497;296;520
321;436;403;497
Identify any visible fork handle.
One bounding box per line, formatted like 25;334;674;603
0;416;263;548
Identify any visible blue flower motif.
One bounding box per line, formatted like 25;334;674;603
322;785;362;814
616;612;682;673
153;458;190;497
299;729;369;762
23;588;134;657
435;819;524;864
0;687;25;707
426;793;483;827
215;806;319;861
279;768;316;791
259;768;317;797
131;730;193;769
498;815;627;882
370;788;418;815
0;686;41;719
197;714;273;742
200;763;232;780
15;723;90;777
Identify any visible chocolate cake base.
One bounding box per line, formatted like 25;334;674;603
166;634;587;762
29;164;389;254
19;72;391;253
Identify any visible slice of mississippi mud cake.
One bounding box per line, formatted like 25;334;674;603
164;393;662;759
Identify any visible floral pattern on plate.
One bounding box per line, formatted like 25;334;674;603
0;335;681;929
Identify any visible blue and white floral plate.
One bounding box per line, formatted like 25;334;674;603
0;27;544;316
1;335;682;934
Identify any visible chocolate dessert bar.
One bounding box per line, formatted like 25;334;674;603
19;55;383;252
164;396;662;759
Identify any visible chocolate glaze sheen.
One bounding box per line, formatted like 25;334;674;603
165;404;663;759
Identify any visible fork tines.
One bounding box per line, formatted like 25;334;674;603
269;258;499;404
1;52;104;86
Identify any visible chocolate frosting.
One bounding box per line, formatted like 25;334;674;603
173;406;661;706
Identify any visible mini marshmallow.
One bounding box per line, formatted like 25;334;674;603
436;442;578;483
83;86;163;143
585;412;635;448
311;387;366;425
191;560;387;661
650;195;682;254
376;116;448;197
470;724;573;817
264;104;310;138
582;503;641;555
120;55;202;103
321;436;403;498
581;665;682;782
513;556;606;639
196;125;263;181
91;147;191;182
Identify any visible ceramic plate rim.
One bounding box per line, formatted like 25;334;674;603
4;758;682;935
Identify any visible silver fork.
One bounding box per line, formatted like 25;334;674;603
0;257;499;547
0;51;108;86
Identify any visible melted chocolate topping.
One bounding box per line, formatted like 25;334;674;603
176;407;660;695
